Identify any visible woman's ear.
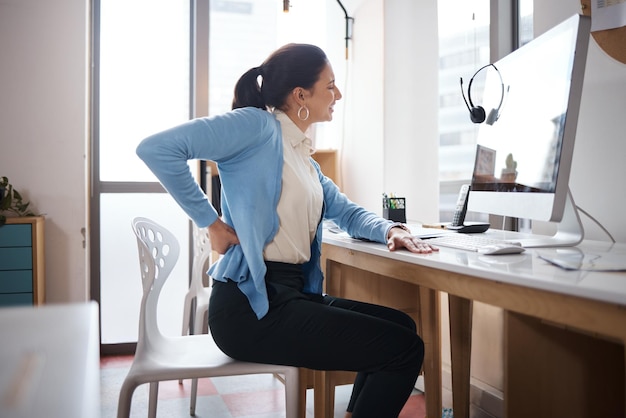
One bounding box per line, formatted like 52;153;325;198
293;87;308;103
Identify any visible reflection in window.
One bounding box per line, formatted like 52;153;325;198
518;0;534;47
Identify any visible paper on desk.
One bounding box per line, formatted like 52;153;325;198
407;224;454;239
591;0;626;32
537;247;626;271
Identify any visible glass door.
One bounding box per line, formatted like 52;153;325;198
92;0;195;351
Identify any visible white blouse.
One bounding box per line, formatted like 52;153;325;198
263;110;323;264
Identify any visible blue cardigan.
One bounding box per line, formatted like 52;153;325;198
137;107;396;319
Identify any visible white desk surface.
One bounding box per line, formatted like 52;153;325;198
0;302;100;418
322;228;626;307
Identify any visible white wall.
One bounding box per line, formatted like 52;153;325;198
0;0;89;303
383;0;440;224
341;0;440;223
341;0;386;213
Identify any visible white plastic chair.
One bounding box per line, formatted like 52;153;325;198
117;217;300;418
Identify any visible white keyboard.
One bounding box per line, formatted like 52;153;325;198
424;234;522;252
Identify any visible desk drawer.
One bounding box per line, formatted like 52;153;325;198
0;217;43;306
0;270;33;293
0;247;33;270
0;224;32;247
0;293;33;307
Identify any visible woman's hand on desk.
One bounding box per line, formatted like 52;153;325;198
208;218;240;255
387;226;439;254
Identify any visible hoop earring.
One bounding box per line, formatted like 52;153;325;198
297;105;310;121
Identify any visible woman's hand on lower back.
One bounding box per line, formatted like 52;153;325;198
208;218;240;254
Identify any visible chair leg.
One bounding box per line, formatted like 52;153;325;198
326;373;337;418
148;382;159;418
116;379;137;418
327;380;336;418
190;378;198;416
189;306;207;413
285;367;301;418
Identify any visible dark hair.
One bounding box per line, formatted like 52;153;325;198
232;43;328;111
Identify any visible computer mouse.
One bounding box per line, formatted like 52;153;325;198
478;243;525;255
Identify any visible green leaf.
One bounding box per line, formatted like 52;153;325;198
0;176;37;219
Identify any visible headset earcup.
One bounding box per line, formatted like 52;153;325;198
485;108;499;125
470;106;486;123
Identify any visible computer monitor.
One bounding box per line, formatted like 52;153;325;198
467;14;591;248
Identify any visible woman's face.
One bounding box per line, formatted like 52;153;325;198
305;63;342;123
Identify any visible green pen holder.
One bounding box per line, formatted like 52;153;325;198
383;197;406;223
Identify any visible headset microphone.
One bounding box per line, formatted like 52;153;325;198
460;76;486;123
459;63;505;125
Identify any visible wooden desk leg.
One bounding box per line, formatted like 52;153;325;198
299;368;309;418
448;294;472;418
419;288;442;418
313;370;329;418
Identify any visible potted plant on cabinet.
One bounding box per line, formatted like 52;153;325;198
0;176;36;226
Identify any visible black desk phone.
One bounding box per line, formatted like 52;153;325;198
446;184;490;233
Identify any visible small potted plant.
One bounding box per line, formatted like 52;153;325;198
0;176;36;226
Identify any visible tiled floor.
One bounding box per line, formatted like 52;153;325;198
100;355;427;418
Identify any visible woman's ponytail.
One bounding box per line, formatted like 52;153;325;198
231;66;265;110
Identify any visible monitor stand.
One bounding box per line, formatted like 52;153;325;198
519;189;585;248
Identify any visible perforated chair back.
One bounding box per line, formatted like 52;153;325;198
132;217;180;347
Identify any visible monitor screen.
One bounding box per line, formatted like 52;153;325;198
468;14;591;233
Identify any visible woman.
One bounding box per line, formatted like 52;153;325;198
137;43;438;418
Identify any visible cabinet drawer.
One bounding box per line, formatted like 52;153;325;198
0;224;32;247
0;270;33;293
0;293;33;307
0;247;33;270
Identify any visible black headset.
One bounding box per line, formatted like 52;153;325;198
460;63;505;125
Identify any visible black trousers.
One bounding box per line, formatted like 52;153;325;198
208;261;424;418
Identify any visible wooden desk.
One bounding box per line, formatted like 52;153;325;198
316;251;441;418
0;302;100;418
320;230;626;418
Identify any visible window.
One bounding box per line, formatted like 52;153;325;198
437;0;490;221
518;0;534;47
437;0;533;222
99;0;191;182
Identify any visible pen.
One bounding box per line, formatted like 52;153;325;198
421;223;447;229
